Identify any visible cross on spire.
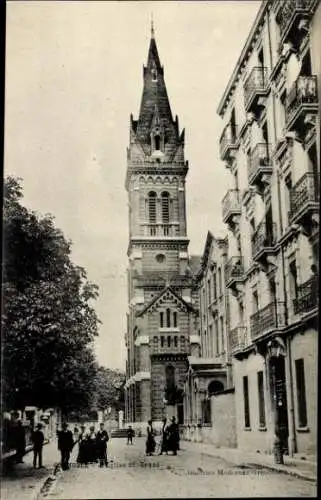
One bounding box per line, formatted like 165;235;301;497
151;13;155;39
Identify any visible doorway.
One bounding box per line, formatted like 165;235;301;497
270;356;289;454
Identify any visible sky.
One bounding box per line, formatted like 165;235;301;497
5;0;260;370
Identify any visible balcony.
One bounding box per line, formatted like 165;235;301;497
251;221;277;266
244;67;269;114
219;123;239;163
293;276;318;316
286;76;318;138
250;301;286;341
276;0;314;46
222;190;241;227
230;326;247;356
289;172;319;229
248;143;272;189
225;256;244;295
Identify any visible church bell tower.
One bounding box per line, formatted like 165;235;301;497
124;24;200;429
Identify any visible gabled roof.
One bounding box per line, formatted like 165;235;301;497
136;286;196;318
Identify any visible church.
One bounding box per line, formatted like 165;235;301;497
124;24;201;429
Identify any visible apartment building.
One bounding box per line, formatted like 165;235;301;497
183;232;236;447
217;0;319;457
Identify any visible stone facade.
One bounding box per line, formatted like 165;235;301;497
217;0;319;456
124;28;201;430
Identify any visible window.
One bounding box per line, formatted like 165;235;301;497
252;288;259;314
161;336;164;348
166;308;171;328
174;336;178;347
257;371;266;427
295;359;307;427
148;192;157;223
285;174;292;224
249;217;256;234
220;316;225;353
160;312;164;328
213;272;217;300
173;311;177;328
243;376;251;428
167;336;171;347
218;268;222;297
289;258;298;299
155;134;161;150
161;192;170;223
180;336;185;349
239;301;244;324
209;324;213;357
215;317;219;356
207;278;211;304
280;91;287;130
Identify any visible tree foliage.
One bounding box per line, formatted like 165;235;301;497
93;367;125;411
2;176;101;412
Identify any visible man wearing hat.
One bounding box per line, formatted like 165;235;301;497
31;423;45;468
57;423;74;470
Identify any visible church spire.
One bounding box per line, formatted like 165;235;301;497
151;13;155;39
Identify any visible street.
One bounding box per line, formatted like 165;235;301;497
42;438;316;499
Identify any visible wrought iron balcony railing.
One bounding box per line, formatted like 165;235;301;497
250;301;286;341
219;123;239;161
225;256;244;286
222;189;241;224
293;276;318;315
230;326;247;354
251;221;277;260
286;75;318;127
244;67;269;111
248;143;272;185
289;172;319;223
276;0;314;42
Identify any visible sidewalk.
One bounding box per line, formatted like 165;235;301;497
1;438;60;500
181;440;317;482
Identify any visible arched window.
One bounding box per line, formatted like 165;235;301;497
148;191;157;223
160;312;164;328
161;192;170;223
218;267;222;296
166;308;171;327
155;134;161;151
173;311;178;328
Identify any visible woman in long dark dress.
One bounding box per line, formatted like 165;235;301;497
76;425;88;466
159;418;169;455
145;420;156;456
86;426;98;463
168;417;180;455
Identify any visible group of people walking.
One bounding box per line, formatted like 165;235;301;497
56;422;109;470
146;417;180;456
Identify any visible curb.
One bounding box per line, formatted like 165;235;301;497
197;450;317;483
181;443;316;483
35;463;61;500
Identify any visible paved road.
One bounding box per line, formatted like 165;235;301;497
43;438;316;499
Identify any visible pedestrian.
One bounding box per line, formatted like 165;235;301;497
168;416;180;455
76;424;88;466
145;420;156;456
32;423;45;468
159;418;169;455
127;426;134;445
57;422;74;470
86;426;97;463
15;420;26;463
96;423;109;467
